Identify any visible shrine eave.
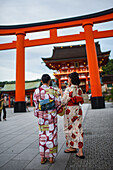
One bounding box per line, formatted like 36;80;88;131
42;51;110;63
1;80;40;92
42;56;87;63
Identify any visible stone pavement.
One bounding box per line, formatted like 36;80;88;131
0;103;112;170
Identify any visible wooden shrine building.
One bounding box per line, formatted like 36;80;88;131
42;42;110;93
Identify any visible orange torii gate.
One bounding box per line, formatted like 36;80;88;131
0;8;113;112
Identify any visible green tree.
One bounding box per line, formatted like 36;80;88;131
111;88;113;101
102;59;113;75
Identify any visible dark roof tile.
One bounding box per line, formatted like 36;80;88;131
42;42;110;62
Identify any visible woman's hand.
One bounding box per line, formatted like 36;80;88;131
0;98;3;102
59;89;63;97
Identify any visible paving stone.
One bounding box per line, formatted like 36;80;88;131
0;147;9;154
24;153;51;170
0;153;17;168
3;143;30;154
0;160;29;170
28;140;39;149
13;148;39;161
0;134;17;144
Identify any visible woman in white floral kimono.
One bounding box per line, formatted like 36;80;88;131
60;72;85;159
33;74;61;164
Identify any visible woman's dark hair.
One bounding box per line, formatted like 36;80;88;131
41;74;51;84
69;72;80;85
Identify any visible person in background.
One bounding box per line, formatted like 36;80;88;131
60;72;85;159
10;97;14;107
0;93;4;121
26;96;30;112
88;93;92;101
2;94;7;121
0;93;7;121
33;74;61;164
64;81;68;87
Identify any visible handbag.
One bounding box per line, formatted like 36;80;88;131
39;99;55;111
57;104;66;116
39;87;55;111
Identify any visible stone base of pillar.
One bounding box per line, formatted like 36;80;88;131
91;96;105;109
14;101;26;112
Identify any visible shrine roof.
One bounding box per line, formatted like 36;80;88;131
1;80;40;92
42;42;110;63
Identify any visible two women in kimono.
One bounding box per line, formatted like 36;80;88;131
33;72;84;164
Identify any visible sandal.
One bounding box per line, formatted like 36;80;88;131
64;149;77;153
41;158;47;164
49;158;54;164
76;154;85;159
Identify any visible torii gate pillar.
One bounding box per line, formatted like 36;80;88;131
83;23;105;109
14;32;26;112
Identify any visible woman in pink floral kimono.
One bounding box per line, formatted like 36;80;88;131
60;72;85;159
33;74;61;164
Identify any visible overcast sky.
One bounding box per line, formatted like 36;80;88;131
0;0;113;81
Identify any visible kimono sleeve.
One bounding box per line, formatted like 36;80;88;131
54;89;61;107
61;87;71;105
33;89;39;117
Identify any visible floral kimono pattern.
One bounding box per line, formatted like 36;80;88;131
33;85;61;158
61;85;84;149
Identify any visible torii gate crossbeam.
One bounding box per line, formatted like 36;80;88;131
0;8;113;112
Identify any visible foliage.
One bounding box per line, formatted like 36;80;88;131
103;91;108;95
105;95;111;102
0;81;8;88
111;88;113;101
105;88;113;102
102;59;113;75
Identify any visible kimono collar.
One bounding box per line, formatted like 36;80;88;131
71;84;78;88
41;84;49;88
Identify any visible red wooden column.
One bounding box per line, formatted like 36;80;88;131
30;93;33;107
86;75;89;93
83;23;105;109
58;78;61;89
8;96;11;108
14;32;26;112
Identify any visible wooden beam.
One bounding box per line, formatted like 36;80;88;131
0;29;113;50
24;32;85;47
94;29;113;39
0;41;16;50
